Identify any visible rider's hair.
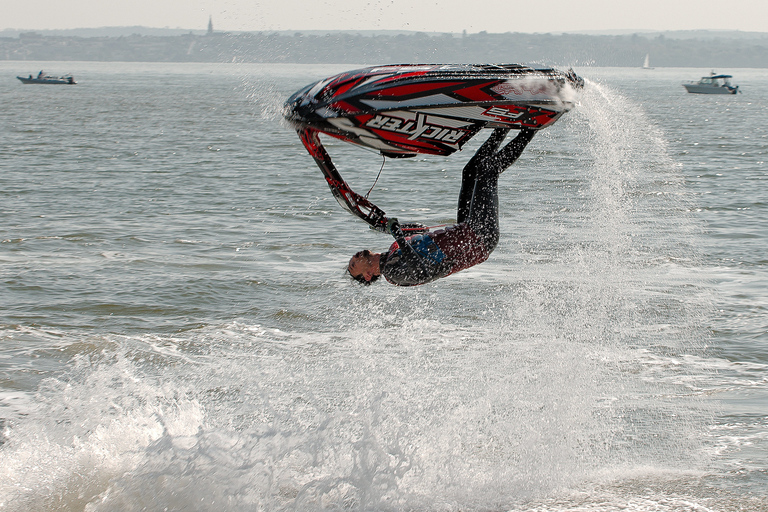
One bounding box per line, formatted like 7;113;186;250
348;250;379;285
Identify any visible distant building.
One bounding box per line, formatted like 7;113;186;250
207;16;213;36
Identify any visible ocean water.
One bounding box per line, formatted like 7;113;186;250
1;61;767;511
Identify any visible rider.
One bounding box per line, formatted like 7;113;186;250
347;127;535;286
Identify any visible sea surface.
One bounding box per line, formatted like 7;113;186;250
1;61;767;511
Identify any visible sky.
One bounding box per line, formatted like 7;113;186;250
3;0;768;34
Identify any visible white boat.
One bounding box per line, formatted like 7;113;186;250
642;54;653;69
683;71;739;94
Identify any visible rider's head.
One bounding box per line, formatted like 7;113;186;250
347;249;380;285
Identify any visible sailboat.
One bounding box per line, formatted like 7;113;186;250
642;53;654;69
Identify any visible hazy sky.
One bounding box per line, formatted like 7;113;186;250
4;0;768;33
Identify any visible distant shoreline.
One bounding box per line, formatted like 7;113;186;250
2;29;768;67
3;27;768;39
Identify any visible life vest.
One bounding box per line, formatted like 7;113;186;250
427;223;491;275
385;222;490;282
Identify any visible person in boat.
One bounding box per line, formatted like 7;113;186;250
347;127;535;286
37;70;44;79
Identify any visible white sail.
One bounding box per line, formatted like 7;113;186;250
642;54;653;69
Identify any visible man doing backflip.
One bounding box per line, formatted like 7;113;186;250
347;127;535;286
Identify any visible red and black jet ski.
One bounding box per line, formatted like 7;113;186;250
284;63;584;231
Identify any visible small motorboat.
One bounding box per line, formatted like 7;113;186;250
683;72;739;94
17;71;76;85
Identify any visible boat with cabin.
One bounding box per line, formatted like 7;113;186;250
17;71;76;85
683;72;738;94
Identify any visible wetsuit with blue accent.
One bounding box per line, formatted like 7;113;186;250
380;128;535;286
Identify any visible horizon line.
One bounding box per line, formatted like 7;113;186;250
2;26;767;36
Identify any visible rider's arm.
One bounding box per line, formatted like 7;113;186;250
382;219;448;286
492;128;536;169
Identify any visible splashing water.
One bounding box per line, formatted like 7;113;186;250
0;71;716;511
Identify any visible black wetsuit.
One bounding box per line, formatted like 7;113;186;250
380;128;535;286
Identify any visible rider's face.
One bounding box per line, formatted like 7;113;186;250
348;250;377;282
